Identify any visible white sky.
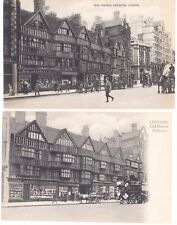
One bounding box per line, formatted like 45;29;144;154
11;112;147;140
20;0;175;48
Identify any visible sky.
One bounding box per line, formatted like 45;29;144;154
11;112;147;140
20;0;175;48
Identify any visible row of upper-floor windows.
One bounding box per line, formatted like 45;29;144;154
16;146;42;160
15;165;121;182
13;146;123;171
14;136;141;169
21;26;126;52
15;135;48;150
18;165;40;177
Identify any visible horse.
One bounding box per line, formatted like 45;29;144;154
157;75;168;93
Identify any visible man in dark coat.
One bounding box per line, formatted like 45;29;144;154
105;78;114;102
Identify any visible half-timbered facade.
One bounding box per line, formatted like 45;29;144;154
4;0;132;93
5;116;126;202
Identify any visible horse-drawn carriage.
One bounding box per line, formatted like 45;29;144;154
119;180;148;204
158;63;175;94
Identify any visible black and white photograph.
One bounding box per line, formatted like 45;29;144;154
3;0;175;109
1;111;171;223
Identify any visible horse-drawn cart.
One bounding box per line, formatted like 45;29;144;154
119;180;148;204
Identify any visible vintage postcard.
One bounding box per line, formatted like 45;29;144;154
3;0;175;109
1;111;171;223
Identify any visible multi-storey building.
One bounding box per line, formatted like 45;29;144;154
3;0;131;93
2;112;145;203
3;0;21;94
130;39;151;83
103;123;147;182
130;16;174;80
94;12;132;86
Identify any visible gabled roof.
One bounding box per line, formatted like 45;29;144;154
23;10;50;31
77;26;91;41
41;126;59;143
54;128;77;147
55;20;75;35
68;131;88;148
20;9;35;25
81;136;95;151
16;120;48;143
88;30;102;46
98;143;111;156
92;140;105;153
44;14;62;33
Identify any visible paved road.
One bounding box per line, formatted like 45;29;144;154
4;86;175;109
2;202;146;222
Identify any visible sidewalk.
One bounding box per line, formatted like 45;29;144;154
4;89;78;100
4;85;143;100
2;199;118;208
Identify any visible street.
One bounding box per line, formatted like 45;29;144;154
4;86;175;109
2;202;146;222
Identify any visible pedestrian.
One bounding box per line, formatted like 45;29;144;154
8;83;14;96
52;192;57;204
79;83;83;93
57;82;62;93
35;80;40;96
54;82;58;92
23;80;28;94
105;78;114;102
66;82;70;92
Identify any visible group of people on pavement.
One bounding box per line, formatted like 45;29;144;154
8;77;115;103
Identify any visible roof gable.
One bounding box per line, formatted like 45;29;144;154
56;20;74;36
54;129;76;147
81;137;95;151
24;11;50;31
99;143;111;156
16;120;47;142
79;26;90;41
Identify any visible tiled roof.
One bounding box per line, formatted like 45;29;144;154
20;9;35;24
41;126;60;143
10;117;29;134
10;118;142;164
67;131;88;148
109;147;124;164
44;14;63;32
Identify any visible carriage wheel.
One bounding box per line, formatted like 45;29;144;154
120;198;124;204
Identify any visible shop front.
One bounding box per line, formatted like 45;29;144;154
8;179;79;202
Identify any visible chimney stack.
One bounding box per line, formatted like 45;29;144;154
34;0;45;14
15;112;26;124
81;125;89;137
131;123;137;132
35;112;47;128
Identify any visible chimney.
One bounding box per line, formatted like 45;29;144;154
131;123;137;132
95;24;103;37
35;112;47;128
15;112;26;124
34;0;45;14
81;125;89;137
